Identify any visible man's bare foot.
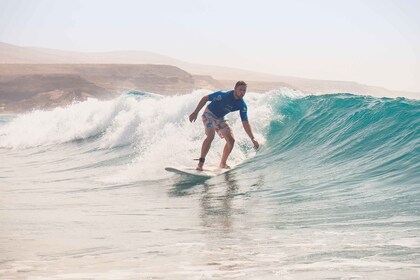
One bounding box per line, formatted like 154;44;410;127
196;162;204;171
219;163;231;169
196;157;205;171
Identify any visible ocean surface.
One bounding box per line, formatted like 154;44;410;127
0;89;419;279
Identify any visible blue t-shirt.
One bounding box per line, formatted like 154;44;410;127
207;90;248;121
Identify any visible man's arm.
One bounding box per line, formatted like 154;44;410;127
189;96;209;122
242;120;259;149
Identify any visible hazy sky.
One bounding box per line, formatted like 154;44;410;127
1;0;419;92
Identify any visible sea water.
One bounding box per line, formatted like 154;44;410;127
0;89;419;279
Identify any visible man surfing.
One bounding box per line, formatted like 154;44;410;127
189;81;259;171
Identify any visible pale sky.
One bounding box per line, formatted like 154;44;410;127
0;0;419;92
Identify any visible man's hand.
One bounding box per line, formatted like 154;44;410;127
252;138;259;149
189;96;209;123
189;112;198;122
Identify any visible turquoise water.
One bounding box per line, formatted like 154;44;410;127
0;90;419;279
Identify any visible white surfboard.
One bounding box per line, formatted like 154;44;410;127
165;166;230;178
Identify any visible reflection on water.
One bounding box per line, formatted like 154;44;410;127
167;175;208;197
200;172;239;232
169;170;271;233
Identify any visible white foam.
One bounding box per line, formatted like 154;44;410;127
109;89;278;182
0;98;118;149
0;89;292;181
267;87;306;99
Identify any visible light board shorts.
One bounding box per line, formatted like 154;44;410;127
202;108;231;138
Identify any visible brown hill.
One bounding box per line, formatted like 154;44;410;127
1;42;418;100
0;64;223;113
0;42;418;113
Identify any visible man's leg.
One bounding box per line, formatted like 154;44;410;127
197;127;215;171
219;128;235;169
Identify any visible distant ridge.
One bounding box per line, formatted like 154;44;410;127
0;41;183;65
0;42;418;100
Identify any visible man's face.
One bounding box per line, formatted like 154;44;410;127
234;85;247;99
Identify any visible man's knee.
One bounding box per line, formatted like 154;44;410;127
226;136;235;147
205;129;215;139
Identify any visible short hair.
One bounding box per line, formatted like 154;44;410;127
235;81;247;88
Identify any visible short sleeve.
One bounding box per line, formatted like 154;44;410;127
240;103;248;121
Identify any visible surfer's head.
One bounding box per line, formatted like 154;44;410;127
234;81;247;99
